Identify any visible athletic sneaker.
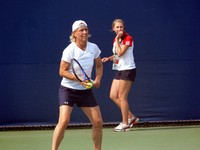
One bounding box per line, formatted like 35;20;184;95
128;116;139;128
113;123;130;132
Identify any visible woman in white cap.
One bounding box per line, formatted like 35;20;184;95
52;20;103;150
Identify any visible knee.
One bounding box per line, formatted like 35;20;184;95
110;94;116;101
57;118;70;129
92;119;103;129
109;95;113;100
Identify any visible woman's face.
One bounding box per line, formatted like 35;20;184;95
73;27;89;42
113;22;124;35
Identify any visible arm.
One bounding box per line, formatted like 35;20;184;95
101;55;114;63
115;40;129;57
93;56;103;88
60;60;90;87
102;31;130;62
115;31;129;57
59;60;78;81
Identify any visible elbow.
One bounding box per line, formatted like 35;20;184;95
118;53;123;57
59;70;63;77
117;51;125;57
118;54;122;57
96;64;103;73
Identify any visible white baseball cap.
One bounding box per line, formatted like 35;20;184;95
72;20;88;32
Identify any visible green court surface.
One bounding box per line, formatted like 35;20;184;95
0;126;200;150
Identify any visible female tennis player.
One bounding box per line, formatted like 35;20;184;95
52;20;103;150
102;19;139;132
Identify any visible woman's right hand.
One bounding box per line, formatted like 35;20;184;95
116;31;123;39
101;57;110;63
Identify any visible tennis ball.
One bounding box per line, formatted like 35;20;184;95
85;82;93;89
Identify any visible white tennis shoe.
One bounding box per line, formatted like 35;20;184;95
113;123;130;132
128;116;139;128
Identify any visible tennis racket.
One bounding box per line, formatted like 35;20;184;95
71;58;94;85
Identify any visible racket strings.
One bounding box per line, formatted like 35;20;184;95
71;59;91;82
75;65;85;81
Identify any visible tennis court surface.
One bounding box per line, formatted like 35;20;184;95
0;125;200;150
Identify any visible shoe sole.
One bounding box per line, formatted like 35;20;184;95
113;128;131;132
129;118;139;128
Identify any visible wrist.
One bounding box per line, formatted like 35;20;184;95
116;38;120;42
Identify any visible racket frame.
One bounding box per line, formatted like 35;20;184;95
71;58;93;83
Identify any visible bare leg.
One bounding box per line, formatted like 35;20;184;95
110;79;133;124
82;106;103;150
118;80;133;124
52;105;73;150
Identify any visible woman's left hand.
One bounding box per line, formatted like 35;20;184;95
92;80;100;88
101;57;109;63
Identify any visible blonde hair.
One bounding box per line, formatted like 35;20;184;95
112;19;125;29
69;33;75;42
